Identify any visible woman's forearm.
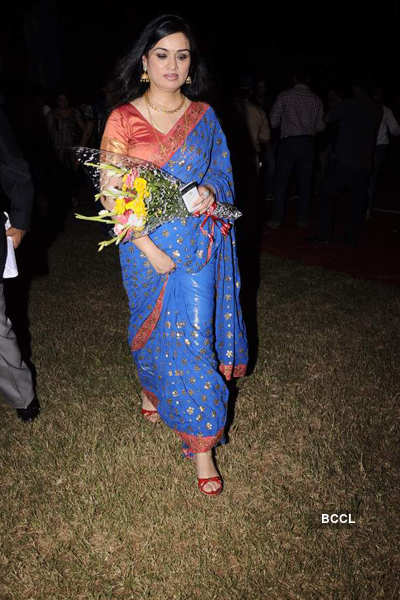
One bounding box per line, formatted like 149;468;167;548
132;235;156;253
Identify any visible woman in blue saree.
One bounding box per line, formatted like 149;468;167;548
101;15;248;495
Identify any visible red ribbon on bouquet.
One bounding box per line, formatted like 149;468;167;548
195;201;231;263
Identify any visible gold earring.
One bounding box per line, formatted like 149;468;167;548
185;76;192;85
140;68;150;83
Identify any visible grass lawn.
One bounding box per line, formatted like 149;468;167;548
1;216;399;599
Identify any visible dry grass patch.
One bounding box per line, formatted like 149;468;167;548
0;217;399;599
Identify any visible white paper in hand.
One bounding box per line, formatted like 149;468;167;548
3;213;18;279
181;182;200;213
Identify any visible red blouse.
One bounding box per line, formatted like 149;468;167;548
100;101;209;167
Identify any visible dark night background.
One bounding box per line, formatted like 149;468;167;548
1;1;399;101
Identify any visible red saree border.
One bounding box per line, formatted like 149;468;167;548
219;363;247;380
140;390;223;455
176;427;225;456
161;101;210;167
131;277;168;351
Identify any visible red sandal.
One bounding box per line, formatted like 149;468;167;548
141;408;160;422
198;476;223;496
140;390;160;422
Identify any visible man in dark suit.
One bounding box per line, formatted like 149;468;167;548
0;107;39;422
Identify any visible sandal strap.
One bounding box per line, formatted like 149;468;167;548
141;408;160;422
198;476;223;496
141;408;158;416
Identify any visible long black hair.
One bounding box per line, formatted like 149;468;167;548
107;14;209;109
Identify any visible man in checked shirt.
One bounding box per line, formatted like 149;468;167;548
268;69;325;229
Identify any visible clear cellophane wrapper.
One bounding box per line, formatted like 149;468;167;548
73;147;242;247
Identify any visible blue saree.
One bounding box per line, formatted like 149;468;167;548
101;101;248;456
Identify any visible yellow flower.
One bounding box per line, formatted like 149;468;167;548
114;197;126;215
126;196;147;218
133;177;149;197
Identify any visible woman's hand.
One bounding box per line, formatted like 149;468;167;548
99;174;123;212
100;196;116;212
192;185;216;214
147;247;176;274
133;236;176;274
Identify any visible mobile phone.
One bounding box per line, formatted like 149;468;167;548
181;181;199;213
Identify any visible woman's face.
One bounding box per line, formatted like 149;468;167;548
143;32;191;92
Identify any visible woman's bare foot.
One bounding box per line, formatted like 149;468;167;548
141;390;160;423
194;451;222;495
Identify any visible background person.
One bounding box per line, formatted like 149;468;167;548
229;77;271;239
313;79;382;245
0;107;39;422
268;68;325;228
233;77;271;176
48;92;85;168
368;87;400;216
253;77;277;202
48;92;85;210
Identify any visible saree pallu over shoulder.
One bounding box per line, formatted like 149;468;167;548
103;102;248;456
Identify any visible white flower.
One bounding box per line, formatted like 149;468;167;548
114;223;125;235
127;214;144;228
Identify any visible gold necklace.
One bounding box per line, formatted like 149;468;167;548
145;91;185;114
145;96;190;162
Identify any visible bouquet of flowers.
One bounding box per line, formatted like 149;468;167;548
74;147;242;251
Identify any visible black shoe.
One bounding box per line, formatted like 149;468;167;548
16;397;40;423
